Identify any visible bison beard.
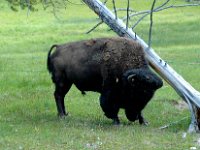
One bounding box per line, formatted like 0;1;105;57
47;37;163;125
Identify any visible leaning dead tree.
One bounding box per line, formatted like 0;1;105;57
82;0;200;132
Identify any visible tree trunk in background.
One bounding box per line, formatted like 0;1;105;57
83;0;200;132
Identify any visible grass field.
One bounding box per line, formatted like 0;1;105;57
0;0;200;149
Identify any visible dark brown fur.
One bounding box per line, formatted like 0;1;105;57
47;37;162;124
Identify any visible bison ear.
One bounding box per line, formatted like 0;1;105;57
127;74;136;83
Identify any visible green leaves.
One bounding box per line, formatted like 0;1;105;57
6;0;70;11
6;0;40;11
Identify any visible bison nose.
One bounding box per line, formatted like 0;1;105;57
156;79;163;89
151;76;163;90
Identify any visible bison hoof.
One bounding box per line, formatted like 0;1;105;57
112;118;120;125
58;112;68;119
139;120;149;126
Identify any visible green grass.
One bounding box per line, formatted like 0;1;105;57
0;0;200;149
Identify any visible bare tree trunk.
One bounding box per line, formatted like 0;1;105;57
83;0;200;132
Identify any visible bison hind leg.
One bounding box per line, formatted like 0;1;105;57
53;75;72;117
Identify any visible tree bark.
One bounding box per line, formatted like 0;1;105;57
83;0;200;132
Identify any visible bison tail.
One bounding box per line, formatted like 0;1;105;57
47;45;57;73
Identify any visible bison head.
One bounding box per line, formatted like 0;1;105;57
121;68;163;123
123;68;163;91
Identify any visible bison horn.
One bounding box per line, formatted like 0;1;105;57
115;77;119;83
145;75;150;80
127;74;136;82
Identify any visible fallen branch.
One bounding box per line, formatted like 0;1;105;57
83;0;200;132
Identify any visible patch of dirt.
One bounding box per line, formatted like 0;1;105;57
171;100;188;111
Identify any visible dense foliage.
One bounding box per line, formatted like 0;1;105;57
6;0;71;11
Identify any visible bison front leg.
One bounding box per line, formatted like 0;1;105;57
100;91;120;125
125;109;148;125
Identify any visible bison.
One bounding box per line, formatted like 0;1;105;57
47;37;163;125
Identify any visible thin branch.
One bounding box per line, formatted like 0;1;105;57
131;13;148;29
86;0;109;34
114;8;136;13
126;0;200;20
125;0;170;28
130;1;200;29
130;0;169;29
112;0;118;19
66;0;84;5
25;0;31;17
155;0;171;10
42;0;49;9
126;0;130;30
148;0;156;48
122;0;170;21
103;0;108;4
86;0;108;34
86;21;103;34
155;3;200;11
159;116;189;130
49;0;63;21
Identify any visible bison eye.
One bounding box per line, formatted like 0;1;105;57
127;74;136;83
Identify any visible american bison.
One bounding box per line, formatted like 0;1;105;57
47;37;163;125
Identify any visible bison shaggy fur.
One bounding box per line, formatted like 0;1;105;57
47;37;163;124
